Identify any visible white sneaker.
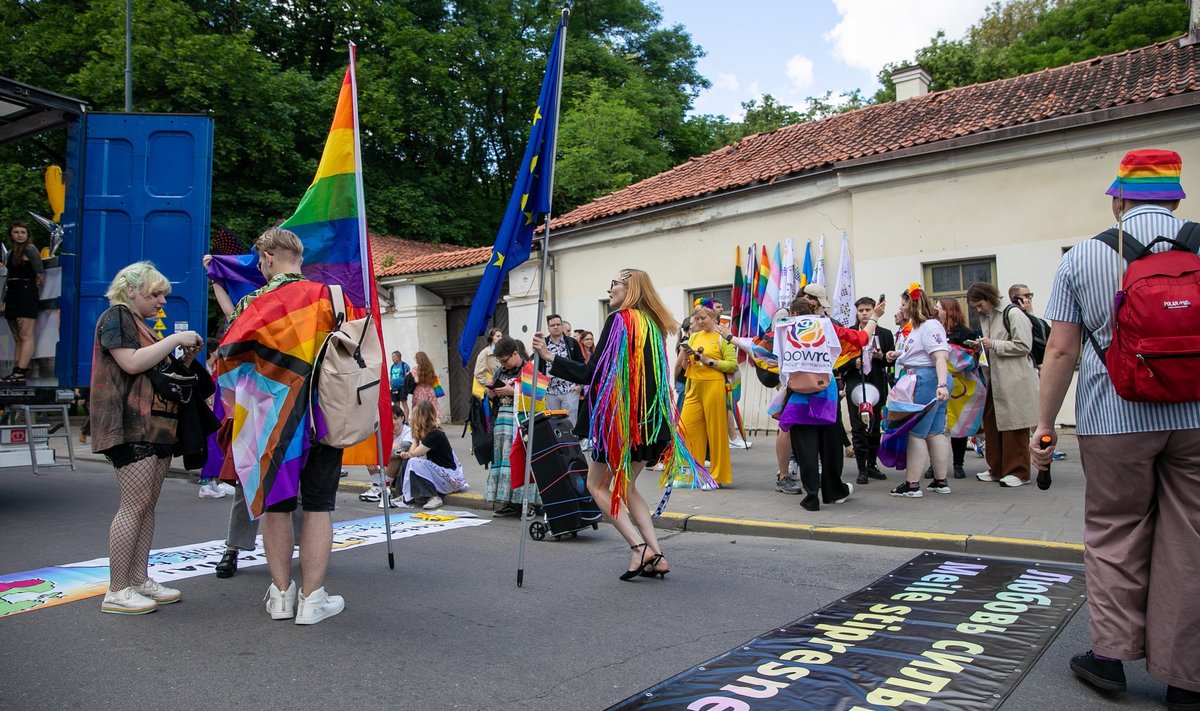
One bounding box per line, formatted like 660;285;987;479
834;481;854;504
652;462;665;471
216;482;236;496
976;471;999;482
295;586;344;625
264;580;297;620
135;578;181;604
359;485;382;502
422;495;444;510
378;494;400;509
101;587;158;615
998;475;1028;488
580;438;590;451
198;481;226;498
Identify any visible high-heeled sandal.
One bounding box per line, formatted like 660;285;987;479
620;543;650;581
640;553;669;579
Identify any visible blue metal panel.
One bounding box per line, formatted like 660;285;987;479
76;113;213;387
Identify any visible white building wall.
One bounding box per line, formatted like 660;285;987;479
532;117;1200;428
380;283;450;420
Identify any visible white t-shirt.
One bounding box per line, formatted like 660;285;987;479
897;319;949;368
392;423;413;454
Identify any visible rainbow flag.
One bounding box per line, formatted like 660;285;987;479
763;242;781;325
210;46;390;468
730;245;744;345
756;244;771;335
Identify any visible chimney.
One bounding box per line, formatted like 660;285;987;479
891;65;931;101
1186;0;1199;46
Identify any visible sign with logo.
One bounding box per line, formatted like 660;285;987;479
775;315;841;374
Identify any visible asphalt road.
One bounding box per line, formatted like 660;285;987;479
0;464;1169;710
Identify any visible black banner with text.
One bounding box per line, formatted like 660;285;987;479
608;552;1086;711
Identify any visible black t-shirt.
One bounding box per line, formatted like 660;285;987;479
421;429;456;469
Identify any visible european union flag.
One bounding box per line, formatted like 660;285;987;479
458;18;566;365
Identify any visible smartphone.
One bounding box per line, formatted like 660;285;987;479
964;339;979;348
879;293;886;303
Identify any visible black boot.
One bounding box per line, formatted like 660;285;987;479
855;455;869;485
1167;685;1200;711
1069;651;1126;692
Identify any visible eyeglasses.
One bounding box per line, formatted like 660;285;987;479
610;279;626;289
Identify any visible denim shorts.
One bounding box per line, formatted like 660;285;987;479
907;366;949;439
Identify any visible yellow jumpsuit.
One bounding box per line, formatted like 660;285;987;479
680;331;738;485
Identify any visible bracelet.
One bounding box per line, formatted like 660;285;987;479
937;383;948;388
867;318;878;323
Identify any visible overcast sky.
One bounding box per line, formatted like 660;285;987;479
653;0;994;119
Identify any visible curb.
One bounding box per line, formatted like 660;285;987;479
113;458;1083;563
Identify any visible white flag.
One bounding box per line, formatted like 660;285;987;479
780;238;796;308
832;232;855;328
814;233;826;287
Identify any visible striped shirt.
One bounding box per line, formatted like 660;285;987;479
1044;204;1200;435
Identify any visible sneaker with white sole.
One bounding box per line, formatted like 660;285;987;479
422;495;444;510
834;481;854;504
135;578;181;604
101;587;158;615
358;485;382;502
927;479;952;494
889;482;923;498
976;471;999;482
378;494;401;508
198;481;226;499
998;475;1028;488
216;482;236;496
729;438;748;449
294;586;344;625
264;580;297;620
774;476;800;493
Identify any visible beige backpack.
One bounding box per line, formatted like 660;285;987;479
308;284;383;447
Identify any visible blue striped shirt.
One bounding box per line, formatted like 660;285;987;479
1044;204;1200;435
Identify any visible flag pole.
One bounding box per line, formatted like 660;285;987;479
347;41;395;569
517;9;568;589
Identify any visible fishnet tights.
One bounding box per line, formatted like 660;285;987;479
108;456;169;590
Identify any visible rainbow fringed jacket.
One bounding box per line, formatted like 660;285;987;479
551;309;712;516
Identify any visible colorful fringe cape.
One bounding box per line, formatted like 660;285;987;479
588;309;712;517
216;280;336;518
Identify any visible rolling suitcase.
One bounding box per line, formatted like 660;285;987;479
524;410;602;541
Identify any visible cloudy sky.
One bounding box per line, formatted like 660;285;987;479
653;0;994;118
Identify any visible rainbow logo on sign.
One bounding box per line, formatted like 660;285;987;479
784;319;826;350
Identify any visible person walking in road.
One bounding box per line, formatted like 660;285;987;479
1032;148;1200;709
967;282;1039;487
533;269;709;581
92;261;203;614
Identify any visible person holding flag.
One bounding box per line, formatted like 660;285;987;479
533;269;711;580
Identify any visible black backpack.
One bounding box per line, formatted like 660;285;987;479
1002;305;1051;366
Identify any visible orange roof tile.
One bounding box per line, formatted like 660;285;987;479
370;234;491;277
552;37;1200;231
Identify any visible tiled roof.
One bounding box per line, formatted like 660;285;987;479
552;36;1200;231
370;234;491;277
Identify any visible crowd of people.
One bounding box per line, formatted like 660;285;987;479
79;148;1200;709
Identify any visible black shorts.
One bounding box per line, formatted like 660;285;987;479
265;443;344;513
390;387;405;404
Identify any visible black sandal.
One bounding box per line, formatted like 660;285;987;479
640;552;669;579
215;550;238;579
620;543;650;581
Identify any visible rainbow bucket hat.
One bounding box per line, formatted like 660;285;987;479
1105;148;1185;200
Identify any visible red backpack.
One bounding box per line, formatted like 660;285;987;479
1088;222;1200;403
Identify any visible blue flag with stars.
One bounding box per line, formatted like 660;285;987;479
458;18;565;365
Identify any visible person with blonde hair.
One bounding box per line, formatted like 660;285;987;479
91;261;203;614
534;269;710;581
400;400;468;510
210;226;349;625
678;300;738;487
887;283;952;498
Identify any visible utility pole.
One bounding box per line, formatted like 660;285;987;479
124;0;133;111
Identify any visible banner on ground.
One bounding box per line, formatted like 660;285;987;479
607;551;1086;710
0;513;488;618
